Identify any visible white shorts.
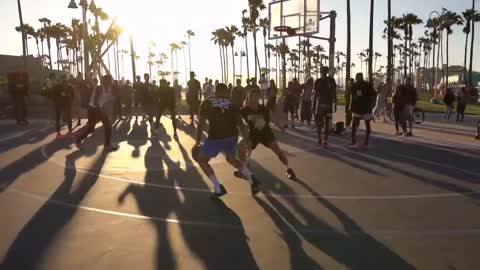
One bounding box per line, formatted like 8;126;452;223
353;113;373;121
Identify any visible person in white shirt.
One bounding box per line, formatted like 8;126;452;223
74;74;118;152
258;73;269;105
204;79;215;98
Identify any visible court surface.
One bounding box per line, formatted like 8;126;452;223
1;111;479;270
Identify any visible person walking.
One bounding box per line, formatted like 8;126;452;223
192;83;261;198
283;81;297;128
443;87;455;120
313;67;337;147
75;74;118;151
344;78;355;127
456;86;468;122
301;77;314;125
204;79;215;99
187;71;202;126
42;73;56;124
123;80;134;119
112;80;124;120
258;73;269;105
349;73;377;149
8;71;30;125
53;75;74;138
402;77;418;136
392;85;408;135
173;79;183;119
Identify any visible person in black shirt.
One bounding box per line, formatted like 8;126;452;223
349;73;377;148
283;81;297;128
230;79;247;108
313;66;337;147
132;75;143;120
112;80;124;120
187;71;202;126
237;88;296;180
154;79;178;139
192;83;261;198
53;75;74;138
8;71;30;125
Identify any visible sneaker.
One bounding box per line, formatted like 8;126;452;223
406;132;413;137
287;168;297;181
251;176;262;196
68;132;75;139
211;184;228;199
104;145;119;152
56;133;63;139
393;131;402;136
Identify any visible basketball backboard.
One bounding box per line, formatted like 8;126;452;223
268;0;320;40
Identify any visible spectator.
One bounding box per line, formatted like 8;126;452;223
443;87;455;120
8;71;30;125
456;86;468;122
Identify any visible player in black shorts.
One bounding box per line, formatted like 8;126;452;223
192;83;261;198
237;88;297;180
284;81;297;128
313;66;337;148
154;79;178;139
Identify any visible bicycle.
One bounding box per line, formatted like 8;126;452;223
386;103;425;125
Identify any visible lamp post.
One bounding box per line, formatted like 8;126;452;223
68;0;90;79
426;10;444;96
235;50;246;80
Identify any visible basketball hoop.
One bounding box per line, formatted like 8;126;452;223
273;26;297;36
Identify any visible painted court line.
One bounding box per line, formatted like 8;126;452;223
6;186;480;235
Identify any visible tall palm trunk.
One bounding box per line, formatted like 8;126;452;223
17;0;27;68
346;0;351;85
231;45;236;83
368;0;374;82
224;45;229;84
218;44;224;82
183;46;188;84
263;33;268;78
403;34;408;79
244;30;250;79
463;29;469;82
446;31;450;83
468;0;476;87
188;36;192;73
253;30;259;79
387;0;393;94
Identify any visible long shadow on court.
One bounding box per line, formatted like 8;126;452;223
280;127;480;200
1;138;106;269
250;160;416;270
117;138;260;270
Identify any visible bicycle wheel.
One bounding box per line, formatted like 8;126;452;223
412;109;425;124
476;120;480;140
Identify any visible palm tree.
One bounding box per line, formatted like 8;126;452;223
462;9;480;82
169;42;180;82
246;0;266;79
276;42;289;91
39;18;53;69
211;29;224;82
259;18;269;77
395;14;423;78
16;0;27;68
357;52;366;75
368;0;375;82
241;12;251;79
345;0;352;90
440;9;463;82
180;41;188;84
374;52;382;73
468;0;478;88
186;30;195;73
226;25;239;83
386;0;393;94
148;41;156;78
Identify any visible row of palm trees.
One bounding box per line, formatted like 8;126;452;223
15;2;126;79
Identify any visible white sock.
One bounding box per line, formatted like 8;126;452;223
209;175;222;193
240;167;253;184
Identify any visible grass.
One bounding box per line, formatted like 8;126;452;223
336;93;480;116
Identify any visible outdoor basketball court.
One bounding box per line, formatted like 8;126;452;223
1;110;479;270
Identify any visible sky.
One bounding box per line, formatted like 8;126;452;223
0;0;478;85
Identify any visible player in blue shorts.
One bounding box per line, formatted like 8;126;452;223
192;83;262;198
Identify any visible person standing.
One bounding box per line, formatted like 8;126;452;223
301;77;314;125
313;67;337;147
292;78;302;119
75;74;118;151
132;75;143;120
392;85;408;135
402;77;418;136
349;73;376;148
123;80;134;119
204;79;215;99
237;88;297;180
344;78;355;127
187;71;202;126
52;75;74;138
266;79;278;112
192;83;261;198
8;71;30;125
443;87;455;120
42;73;56;124
230;79;246;108
202;77;209;95
456;86;468;122
173;79;183;119
258;73;269;105
283;81;297;128
112;80;124;120
155;79;178;139
373;82;388;123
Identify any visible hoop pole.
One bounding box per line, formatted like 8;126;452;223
328;11;336;78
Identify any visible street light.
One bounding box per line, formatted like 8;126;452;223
68;0;90;79
235;50;246;79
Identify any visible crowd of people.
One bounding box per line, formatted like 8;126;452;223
6;65;478;196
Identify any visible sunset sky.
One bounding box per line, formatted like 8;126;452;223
1;0;478;84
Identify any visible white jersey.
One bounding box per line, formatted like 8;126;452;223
89;85;112;108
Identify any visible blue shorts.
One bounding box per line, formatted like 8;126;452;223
201;137;237;158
